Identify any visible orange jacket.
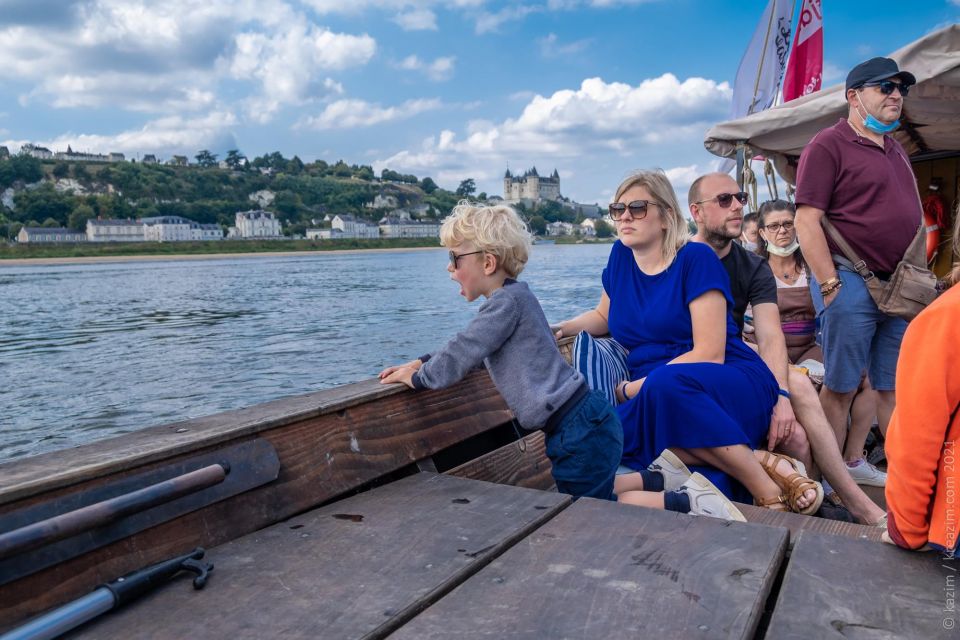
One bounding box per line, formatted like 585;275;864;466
886;284;960;551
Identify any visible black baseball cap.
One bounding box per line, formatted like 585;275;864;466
846;57;916;91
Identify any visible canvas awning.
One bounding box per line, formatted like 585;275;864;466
704;24;960;184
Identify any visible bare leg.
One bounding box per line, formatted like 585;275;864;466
618;491;666;508
819;384;858;450
876;390;896;438
676;445;815;511
845;377;877;462
614;473;645;495
789;370;885;524
774;420;814;477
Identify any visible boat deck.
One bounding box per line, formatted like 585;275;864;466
68;472;952;640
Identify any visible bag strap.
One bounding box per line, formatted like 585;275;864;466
820;217;877;281
896;150;928;268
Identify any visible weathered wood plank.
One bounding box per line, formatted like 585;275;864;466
393;499;789;639
446;431;555;491
67;473;570;640
766;530;956;639
736;502;885;544
0;371;514;630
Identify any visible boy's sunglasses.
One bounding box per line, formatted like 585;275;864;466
449;250;483;269
864;80;911;97
608;200;661;221
695;191;749;209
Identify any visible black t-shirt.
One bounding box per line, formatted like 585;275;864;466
719;241;778;333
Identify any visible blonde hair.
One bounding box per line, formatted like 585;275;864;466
440;200;532;277
613;169;689;266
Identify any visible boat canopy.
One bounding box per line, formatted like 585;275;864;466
704;24;960;184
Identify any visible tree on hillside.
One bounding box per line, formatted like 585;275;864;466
195;150;218;167
528;215;547;236
287;156;305;174
594;219;613;238
224;149;246;170
477;192;487;201
0;155;43;188
332;160;352;177
354;165;374;181
421;177;438;194
68;204;96;231
72;163;90;181
52;162;70;179
455;178;476;197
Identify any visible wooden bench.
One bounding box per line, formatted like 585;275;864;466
70;473;569;639
393;496;789;639
766;530;956;638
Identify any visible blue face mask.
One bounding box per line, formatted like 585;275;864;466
856;91;900;134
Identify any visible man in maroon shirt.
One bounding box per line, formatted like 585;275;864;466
795;57;921;484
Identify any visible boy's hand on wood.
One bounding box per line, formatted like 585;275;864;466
378;359;422;380
380;366;416;388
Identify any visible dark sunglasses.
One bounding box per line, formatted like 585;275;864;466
608;200;660;221
695;191;749;209
448;250;483;269
764;221;795;233
864;79;911;97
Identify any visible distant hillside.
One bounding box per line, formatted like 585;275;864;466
0;152;469;239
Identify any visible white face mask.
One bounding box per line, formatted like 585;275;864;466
766;239;800;257
742;239;758;252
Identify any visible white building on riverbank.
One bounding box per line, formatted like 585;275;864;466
232;210;282;238
86;219;146;242
142;216;223;242
378;216;440;238
17;227;87;243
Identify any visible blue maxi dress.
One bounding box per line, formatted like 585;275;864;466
605;241;778;499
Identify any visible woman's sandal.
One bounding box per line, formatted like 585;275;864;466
754;494;789;511
757;451;824;516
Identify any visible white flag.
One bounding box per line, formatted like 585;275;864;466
720;0;794;173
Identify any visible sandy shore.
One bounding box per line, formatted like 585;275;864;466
0;245;445;267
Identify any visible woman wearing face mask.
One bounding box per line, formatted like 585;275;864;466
755;200;821;364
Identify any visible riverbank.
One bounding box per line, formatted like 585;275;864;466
0;238;444;265
0;236;610;266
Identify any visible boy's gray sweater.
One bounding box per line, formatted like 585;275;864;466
412;279;585;430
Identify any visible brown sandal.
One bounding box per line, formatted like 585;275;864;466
754;494;789;511
757;451;824;516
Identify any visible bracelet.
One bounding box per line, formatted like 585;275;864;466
820;280;843;297
618;381;630;401
777;388;791;400
819;276;840;296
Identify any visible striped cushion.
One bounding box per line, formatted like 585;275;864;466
572;331;629;406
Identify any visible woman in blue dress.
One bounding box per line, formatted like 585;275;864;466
556;169;819;515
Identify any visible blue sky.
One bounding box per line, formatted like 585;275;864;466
0;0;956;205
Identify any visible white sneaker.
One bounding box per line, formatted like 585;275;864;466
676;472;747;522
648;449;692;492
847;459;887;487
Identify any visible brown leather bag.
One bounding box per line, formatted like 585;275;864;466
821;218;938;321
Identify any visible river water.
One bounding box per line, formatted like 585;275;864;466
0;244;611;462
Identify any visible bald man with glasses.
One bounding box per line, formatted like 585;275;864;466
690;171;887;526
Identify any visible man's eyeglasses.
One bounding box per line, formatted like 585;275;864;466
449;250;484;269
864;80;911;97
764;221;795;233
694;191;749;209
608;200;661;222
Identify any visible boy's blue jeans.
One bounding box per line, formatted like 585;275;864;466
544;389;623;501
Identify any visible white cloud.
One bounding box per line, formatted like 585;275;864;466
391;55;456;81
0;1;375;120
229;19;376;120
299;98;444;130
538;33;592;58
393;8;438;30
376;73;731;195
3;111;240;157
475;5;540;34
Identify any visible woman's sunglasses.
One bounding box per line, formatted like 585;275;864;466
864;80;911;97
608;200;661;222
694;191;749;209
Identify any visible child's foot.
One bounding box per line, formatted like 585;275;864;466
675;473;746;522
648;449;692;492
756;451;823;515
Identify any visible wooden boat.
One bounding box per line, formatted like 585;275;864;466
0;338;952;638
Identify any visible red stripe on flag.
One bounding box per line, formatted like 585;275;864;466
783;0;823;102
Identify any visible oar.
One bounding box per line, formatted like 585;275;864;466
0;548;212;640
